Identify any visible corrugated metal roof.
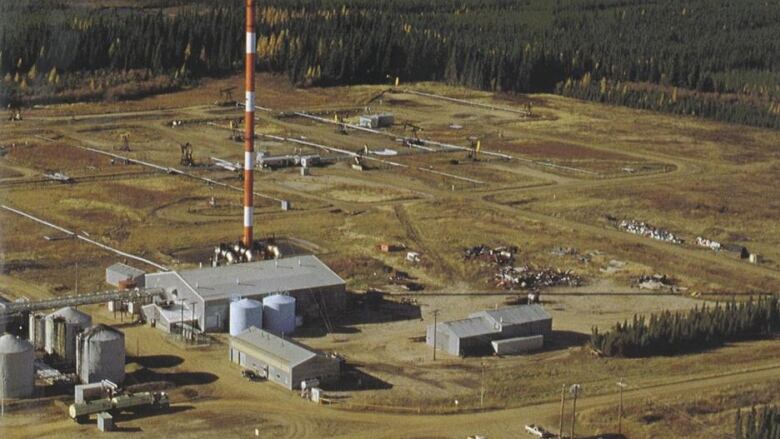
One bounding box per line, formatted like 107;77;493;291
471;304;551;327
232;326;317;367
146;255;344;302
106;263;145;278
437;317;497;339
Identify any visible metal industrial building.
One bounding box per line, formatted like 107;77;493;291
229;326;341;390
145;255;346;332
426;305;552;357
105;263;146;288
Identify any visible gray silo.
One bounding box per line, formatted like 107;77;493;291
76;325;125;384
262;294;296;335
28;313;46;350
0;333;35;398
229;298;263;336
45;307;92;364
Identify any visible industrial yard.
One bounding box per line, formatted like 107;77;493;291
1;70;780;439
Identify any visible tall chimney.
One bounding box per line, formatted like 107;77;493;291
243;0;256;248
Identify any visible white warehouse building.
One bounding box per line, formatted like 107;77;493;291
144;255;346;332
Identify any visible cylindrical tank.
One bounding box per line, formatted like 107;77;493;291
262;295;296;335
76;324;125;384
0;334;35;398
229;298;263;336
28;313;46;349
45;307;92;364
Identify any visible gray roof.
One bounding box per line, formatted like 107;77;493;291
232;326;318;367
46;306;92;325
146;255;344;302
434;305;551;339
471;305;551;327
81;324;124;341
437;317;498;339
107;263;145;278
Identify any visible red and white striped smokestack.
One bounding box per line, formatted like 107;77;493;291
242;0;256;248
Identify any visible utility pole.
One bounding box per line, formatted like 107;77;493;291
617;378;627;435
191;301;197;342
569;384;582;439
480;361;486;409
75;262;79;295
180;300;185;340
431;309;439;361
559;383;567;438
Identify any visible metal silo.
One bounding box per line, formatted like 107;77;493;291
76;325;125;384
28;313;46;350
0;333;35;398
45;307;92;364
229;298;263;336
262;295;296;335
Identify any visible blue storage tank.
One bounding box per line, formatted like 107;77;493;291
229;298;263;336
262;295;296;335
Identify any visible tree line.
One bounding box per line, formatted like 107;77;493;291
736;406;780;439
1;0;779;128
590;296;780;357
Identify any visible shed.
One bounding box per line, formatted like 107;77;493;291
97;412;114;432
106;263;145;288
358;113;394;129
491;335;544;355
721;243;750;259
229;327;340;390
427;304;552;357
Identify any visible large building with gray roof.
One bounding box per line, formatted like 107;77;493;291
426;304;552;356
229;326;341;390
144;255;345;332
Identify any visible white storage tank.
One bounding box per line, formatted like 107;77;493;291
262;295;296;335
45;306;92;364
230;298;263;336
0;333;35;398
76;324;126;384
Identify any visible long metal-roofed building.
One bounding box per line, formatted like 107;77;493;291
426;304;552;357
145;255;346;332
229;326;341;390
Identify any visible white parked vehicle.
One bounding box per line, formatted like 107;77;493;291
524;424;554;438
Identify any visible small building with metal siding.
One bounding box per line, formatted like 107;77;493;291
145;255;346;332
491;335;544;355
358;113;394;129
229;327;340;390
426;305;552;357
105;263;145;288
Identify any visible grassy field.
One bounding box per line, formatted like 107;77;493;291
1;73;779;438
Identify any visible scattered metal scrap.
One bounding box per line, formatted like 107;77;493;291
634;274;680;291
696;236;721;251
495;265;583;289
617;219;683;244
549;246;578;257
463;244;518;265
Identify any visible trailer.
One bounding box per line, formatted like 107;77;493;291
68;391;169;423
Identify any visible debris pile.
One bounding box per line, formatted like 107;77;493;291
634;274;678;291
617;219;683;244
495;265;583;289
463;244;518;265
695;236;721;251
550;247;578;257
